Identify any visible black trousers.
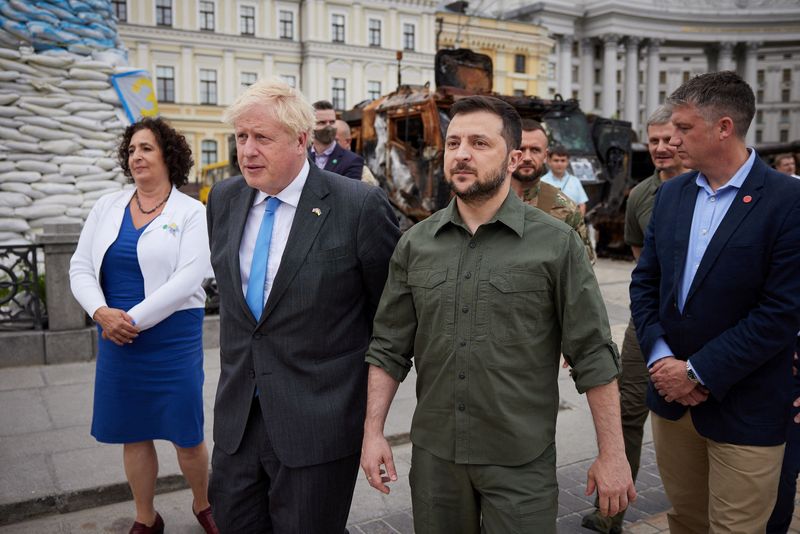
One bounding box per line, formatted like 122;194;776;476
209;399;360;534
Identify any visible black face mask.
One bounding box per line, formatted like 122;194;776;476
313;126;337;146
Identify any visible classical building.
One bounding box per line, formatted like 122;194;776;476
114;0;439;174
496;0;800;143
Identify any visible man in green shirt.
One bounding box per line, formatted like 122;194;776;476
360;95;635;533
582;105;687;534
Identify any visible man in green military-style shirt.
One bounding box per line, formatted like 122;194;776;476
582;105;687;534
360;95;635;533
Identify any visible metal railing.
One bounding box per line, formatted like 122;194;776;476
0;245;46;331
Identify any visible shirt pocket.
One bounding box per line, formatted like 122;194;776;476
407;268;454;336
485;269;550;344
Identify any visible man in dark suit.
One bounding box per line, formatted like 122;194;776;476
309;100;364;180
207;78;400;533
630;71;800;533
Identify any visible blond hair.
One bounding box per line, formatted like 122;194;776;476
223;77;315;138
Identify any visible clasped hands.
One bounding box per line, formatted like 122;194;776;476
93;306;139;346
650;356;708;406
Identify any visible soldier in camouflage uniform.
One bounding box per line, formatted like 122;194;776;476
510;119;596;263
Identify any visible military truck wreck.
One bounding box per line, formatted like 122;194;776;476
342;48;636;256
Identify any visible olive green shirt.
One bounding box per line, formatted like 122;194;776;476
366;190;620;466
624;172;661;248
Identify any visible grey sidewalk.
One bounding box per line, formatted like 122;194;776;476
0;259;672;532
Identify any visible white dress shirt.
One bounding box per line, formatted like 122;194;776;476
239;159;310;304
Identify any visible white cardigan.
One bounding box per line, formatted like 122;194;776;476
69;187;211;331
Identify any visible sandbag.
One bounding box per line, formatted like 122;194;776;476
0;191;32;207
76;170;117;182
57;115;100;130
0;93;19;105
17;95;72;108
2;140;41;153
75;110;115;121
15;115;61;129
40;173;75;184
20;124;73;141
0;106;32;117
31;184;78;196
57;122;115;140
0;70;19;81
0;209;15;218
29;215;82;229
52;155;95;165
58;79;110;90
0;217;30;232
0;57;39;76
15;161;59;173
75;179;120;192
83;187;119;200
67;67;108;81
0;171;41;183
34;192;82;205
0;161;15;173
78;138;116;150
0;182;33;194
40;139;81;154
18;101;68;116
0;47;20;60
15;204;65;218
0;125;37;143
95;157;117;170
0;117;22;128
62;100;113;112
60;163;104;175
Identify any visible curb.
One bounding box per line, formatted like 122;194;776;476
0;433;412;526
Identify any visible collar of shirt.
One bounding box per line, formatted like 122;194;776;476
252;159;310;209
433;188;525;238
310;142;336;158
694;148;756;195
543;170;574;184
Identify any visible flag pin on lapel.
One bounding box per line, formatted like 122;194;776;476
312;207;322;216
743;195;752;203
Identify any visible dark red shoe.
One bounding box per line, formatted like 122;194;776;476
194;505;220;534
128;512;164;534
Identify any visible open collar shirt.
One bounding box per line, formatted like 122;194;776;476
366;189;619;466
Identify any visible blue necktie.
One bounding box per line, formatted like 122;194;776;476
245;196;281;321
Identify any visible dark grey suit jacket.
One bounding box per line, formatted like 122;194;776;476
207;165;400;467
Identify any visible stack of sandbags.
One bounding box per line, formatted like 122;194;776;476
0;46;134;245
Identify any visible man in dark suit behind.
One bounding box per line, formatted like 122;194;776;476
630;71;800;532
207;78;400;533
309;100;364;180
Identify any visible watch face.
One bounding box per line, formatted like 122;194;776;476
687;367;698;383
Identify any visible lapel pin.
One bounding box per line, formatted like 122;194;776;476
331;159;338;165
743;195;752;203
312;207;322;216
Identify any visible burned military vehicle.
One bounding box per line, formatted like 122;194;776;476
342;48;636;256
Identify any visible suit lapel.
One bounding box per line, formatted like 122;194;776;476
672;176;697;308
324;144;342;173
230;184;259;323
258;168;330;326
684;159;765;307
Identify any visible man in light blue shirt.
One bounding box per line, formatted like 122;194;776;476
541;144;589;215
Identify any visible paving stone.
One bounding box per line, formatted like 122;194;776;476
381;511;414;533
641;511;670;530
0;366;44;391
626;521;661;533
39;361;94;386
555;512;585;533
559;488;594;513
0;453;56;506
358;519;399;534
42;383;93;428
0;388;51;436
0;425;95;460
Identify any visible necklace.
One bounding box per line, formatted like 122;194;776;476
133;189;171;215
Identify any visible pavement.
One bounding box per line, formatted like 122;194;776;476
0;258;753;532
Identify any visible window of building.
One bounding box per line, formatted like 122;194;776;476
280;74;296;88
781;110;790;123
783;69;792;83
512;89;525;97
201;140;218;167
155;66;175;103
639;70;643;84
757;89;763;104
683;56;691;62
571;90;578;100
593;68;600;83
616;70;621;84
780;129;789;143
514;54;526;74
240;5;255;35
156;0;172;26
757;70;765;85
199;69;217;105
331;14;345;43
403;23;415;51
659;90;666;103
682;71;690;83
367;81;381;100
368;19;381;47
594;92;601;109
112;0;126;22
199;1;214;31
572;66;579;82
241;72;257;89
659;71;666;84
756;129;762;144
332;78;346;109
756;110;763;124
784;53;792;60
279;10;293;39
782;89;791;103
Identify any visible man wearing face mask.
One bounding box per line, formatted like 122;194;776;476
309;100;364;180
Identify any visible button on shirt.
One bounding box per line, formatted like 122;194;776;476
366;190;620;466
239;160;309;304
648;149;757;379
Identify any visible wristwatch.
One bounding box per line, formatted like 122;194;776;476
686;361;699;384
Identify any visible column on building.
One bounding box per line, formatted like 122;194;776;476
352;60;364;107
558;34;574;98
624;36;641;131
718;41;736;72
388;8;398;50
421;13;434;53
646;38;663;118
352;3;363;47
744;41;761;145
601;34;619;117
181;46;194;104
262;53;275;79
222;49;235;105
579;37;594;111
136;42;149;72
301;56;324;102
303;0;318;41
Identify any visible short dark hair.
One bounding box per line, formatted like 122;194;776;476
118;117;194;188
520;118;546;137
548;144;569;158
449;95;522;151
312;100;334;111
666;71;755;139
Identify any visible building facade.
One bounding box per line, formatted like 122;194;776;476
496;0;800;143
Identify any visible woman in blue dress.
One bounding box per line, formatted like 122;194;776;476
70;117;218;534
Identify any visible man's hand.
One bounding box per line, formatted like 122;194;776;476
585;452;637;517
360;431;398;494
650;357;696;402
93;306;139;346
673;385;710;406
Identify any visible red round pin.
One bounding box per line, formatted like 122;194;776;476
743;195;752;203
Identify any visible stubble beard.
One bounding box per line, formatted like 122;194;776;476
448;155;509;204
512;163;543;184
